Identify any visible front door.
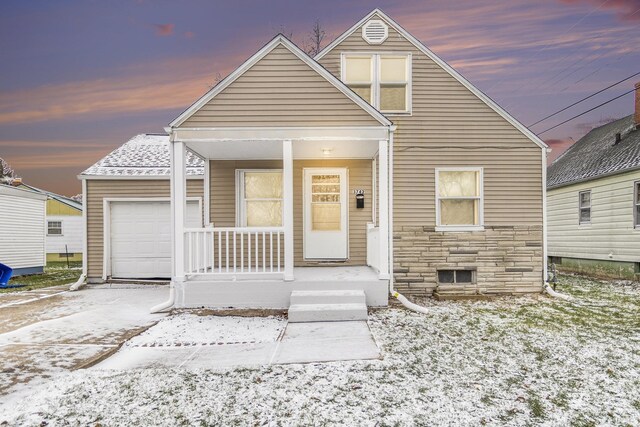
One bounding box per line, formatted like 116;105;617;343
303;168;348;260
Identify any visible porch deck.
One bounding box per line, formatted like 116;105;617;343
177;266;388;309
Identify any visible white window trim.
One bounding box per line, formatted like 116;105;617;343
435;167;484;232
578;190;591;226
47;220;63;236
634;181;640;230
341;52;412;115
235;169;284;227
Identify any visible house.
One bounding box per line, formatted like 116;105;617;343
547;82;640;280
0;184;47;275
79;9;547;313
17;182;84;263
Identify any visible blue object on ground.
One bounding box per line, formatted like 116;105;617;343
0;263;26;289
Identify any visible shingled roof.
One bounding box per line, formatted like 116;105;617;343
547;115;640;189
81;134;204;177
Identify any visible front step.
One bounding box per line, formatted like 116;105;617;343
288;303;368;322
290;290;366;305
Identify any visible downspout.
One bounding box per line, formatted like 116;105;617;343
150;283;176;313
70;178;88;291
386;125;430;314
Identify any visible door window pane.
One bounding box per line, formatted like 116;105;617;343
312;204;341;231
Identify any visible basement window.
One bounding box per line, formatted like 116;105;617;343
437;269;475;284
579;190;591;225
47;221;62;236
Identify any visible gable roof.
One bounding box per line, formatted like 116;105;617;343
80;134;204;178
547;115;640;189
316;9;547;150
18;183;82;211
169;34;392;128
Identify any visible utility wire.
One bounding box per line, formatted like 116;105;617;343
529;71;640;127
536;88;635;135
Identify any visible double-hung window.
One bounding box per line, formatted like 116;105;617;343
436;168;483;230
342;53;411;113
579;190;591;225
237;170;283;227
634;182;640;229
47;221;62;236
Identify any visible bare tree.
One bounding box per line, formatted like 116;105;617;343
0;157;16;184
304;20;326;56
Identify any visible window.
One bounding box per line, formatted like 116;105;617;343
237;170;283;227
579;190;591;225
47;221;62;235
438;269;475;284
435;168;483;230
342;54;411;113
635;182;640;229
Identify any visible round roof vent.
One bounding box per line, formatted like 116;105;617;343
362;19;388;45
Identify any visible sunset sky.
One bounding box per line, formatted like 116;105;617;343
1;0;639;196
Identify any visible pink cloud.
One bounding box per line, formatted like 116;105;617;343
545;138;576;164
184;31;195;39
154;23;175;36
560;0;640;22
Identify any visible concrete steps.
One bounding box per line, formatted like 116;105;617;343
288;290;368;322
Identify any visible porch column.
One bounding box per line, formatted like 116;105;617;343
171;140;187;282
283;139;294;281
378;139;390;280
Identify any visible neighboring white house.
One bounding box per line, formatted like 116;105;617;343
0;184;47;275
18;183;84;263
547;83;640;280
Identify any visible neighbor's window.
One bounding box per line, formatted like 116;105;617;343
438;269;475;284
237;170;283;227
579;190;591;225
47;221;62;235
343;54;410;113
436;168;483;228
634;182;640;228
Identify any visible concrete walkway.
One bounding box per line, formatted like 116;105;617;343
95;321;381;370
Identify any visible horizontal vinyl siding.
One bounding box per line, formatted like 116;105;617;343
181;45;380;127
0;193;45;269
210;159;373;265
318;18;544;228
547;170;640;262
86;179;204;278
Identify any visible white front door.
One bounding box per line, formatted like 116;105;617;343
303;168;348;260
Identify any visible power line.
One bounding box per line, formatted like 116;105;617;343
537;88;635;135
529;71;640;127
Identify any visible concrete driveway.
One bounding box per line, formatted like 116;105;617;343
0;284;167;395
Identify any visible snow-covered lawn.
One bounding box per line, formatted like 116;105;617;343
3;275;639;426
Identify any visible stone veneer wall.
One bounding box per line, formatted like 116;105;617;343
393;226;544;297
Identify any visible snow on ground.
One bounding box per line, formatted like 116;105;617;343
2;275;640;426
124;314;286;347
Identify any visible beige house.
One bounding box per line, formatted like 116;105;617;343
547;83;640;280
79;10;547;313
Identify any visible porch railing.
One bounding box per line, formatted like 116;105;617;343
184;227;285;276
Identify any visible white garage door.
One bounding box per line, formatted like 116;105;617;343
110;200;201;279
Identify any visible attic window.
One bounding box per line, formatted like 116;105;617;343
362;20;388;45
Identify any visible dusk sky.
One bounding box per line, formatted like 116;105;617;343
1;0;639;196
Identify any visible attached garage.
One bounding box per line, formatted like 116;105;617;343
109;200;202;279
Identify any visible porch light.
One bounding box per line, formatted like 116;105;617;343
321;147;333;156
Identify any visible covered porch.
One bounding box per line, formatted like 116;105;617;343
169;126;392;308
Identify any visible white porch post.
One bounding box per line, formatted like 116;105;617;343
283;139;294;281
171;140;187;282
378;139;390;280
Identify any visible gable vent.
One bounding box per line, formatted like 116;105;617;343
362;20;388;45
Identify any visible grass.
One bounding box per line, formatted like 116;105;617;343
0;261;82;293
